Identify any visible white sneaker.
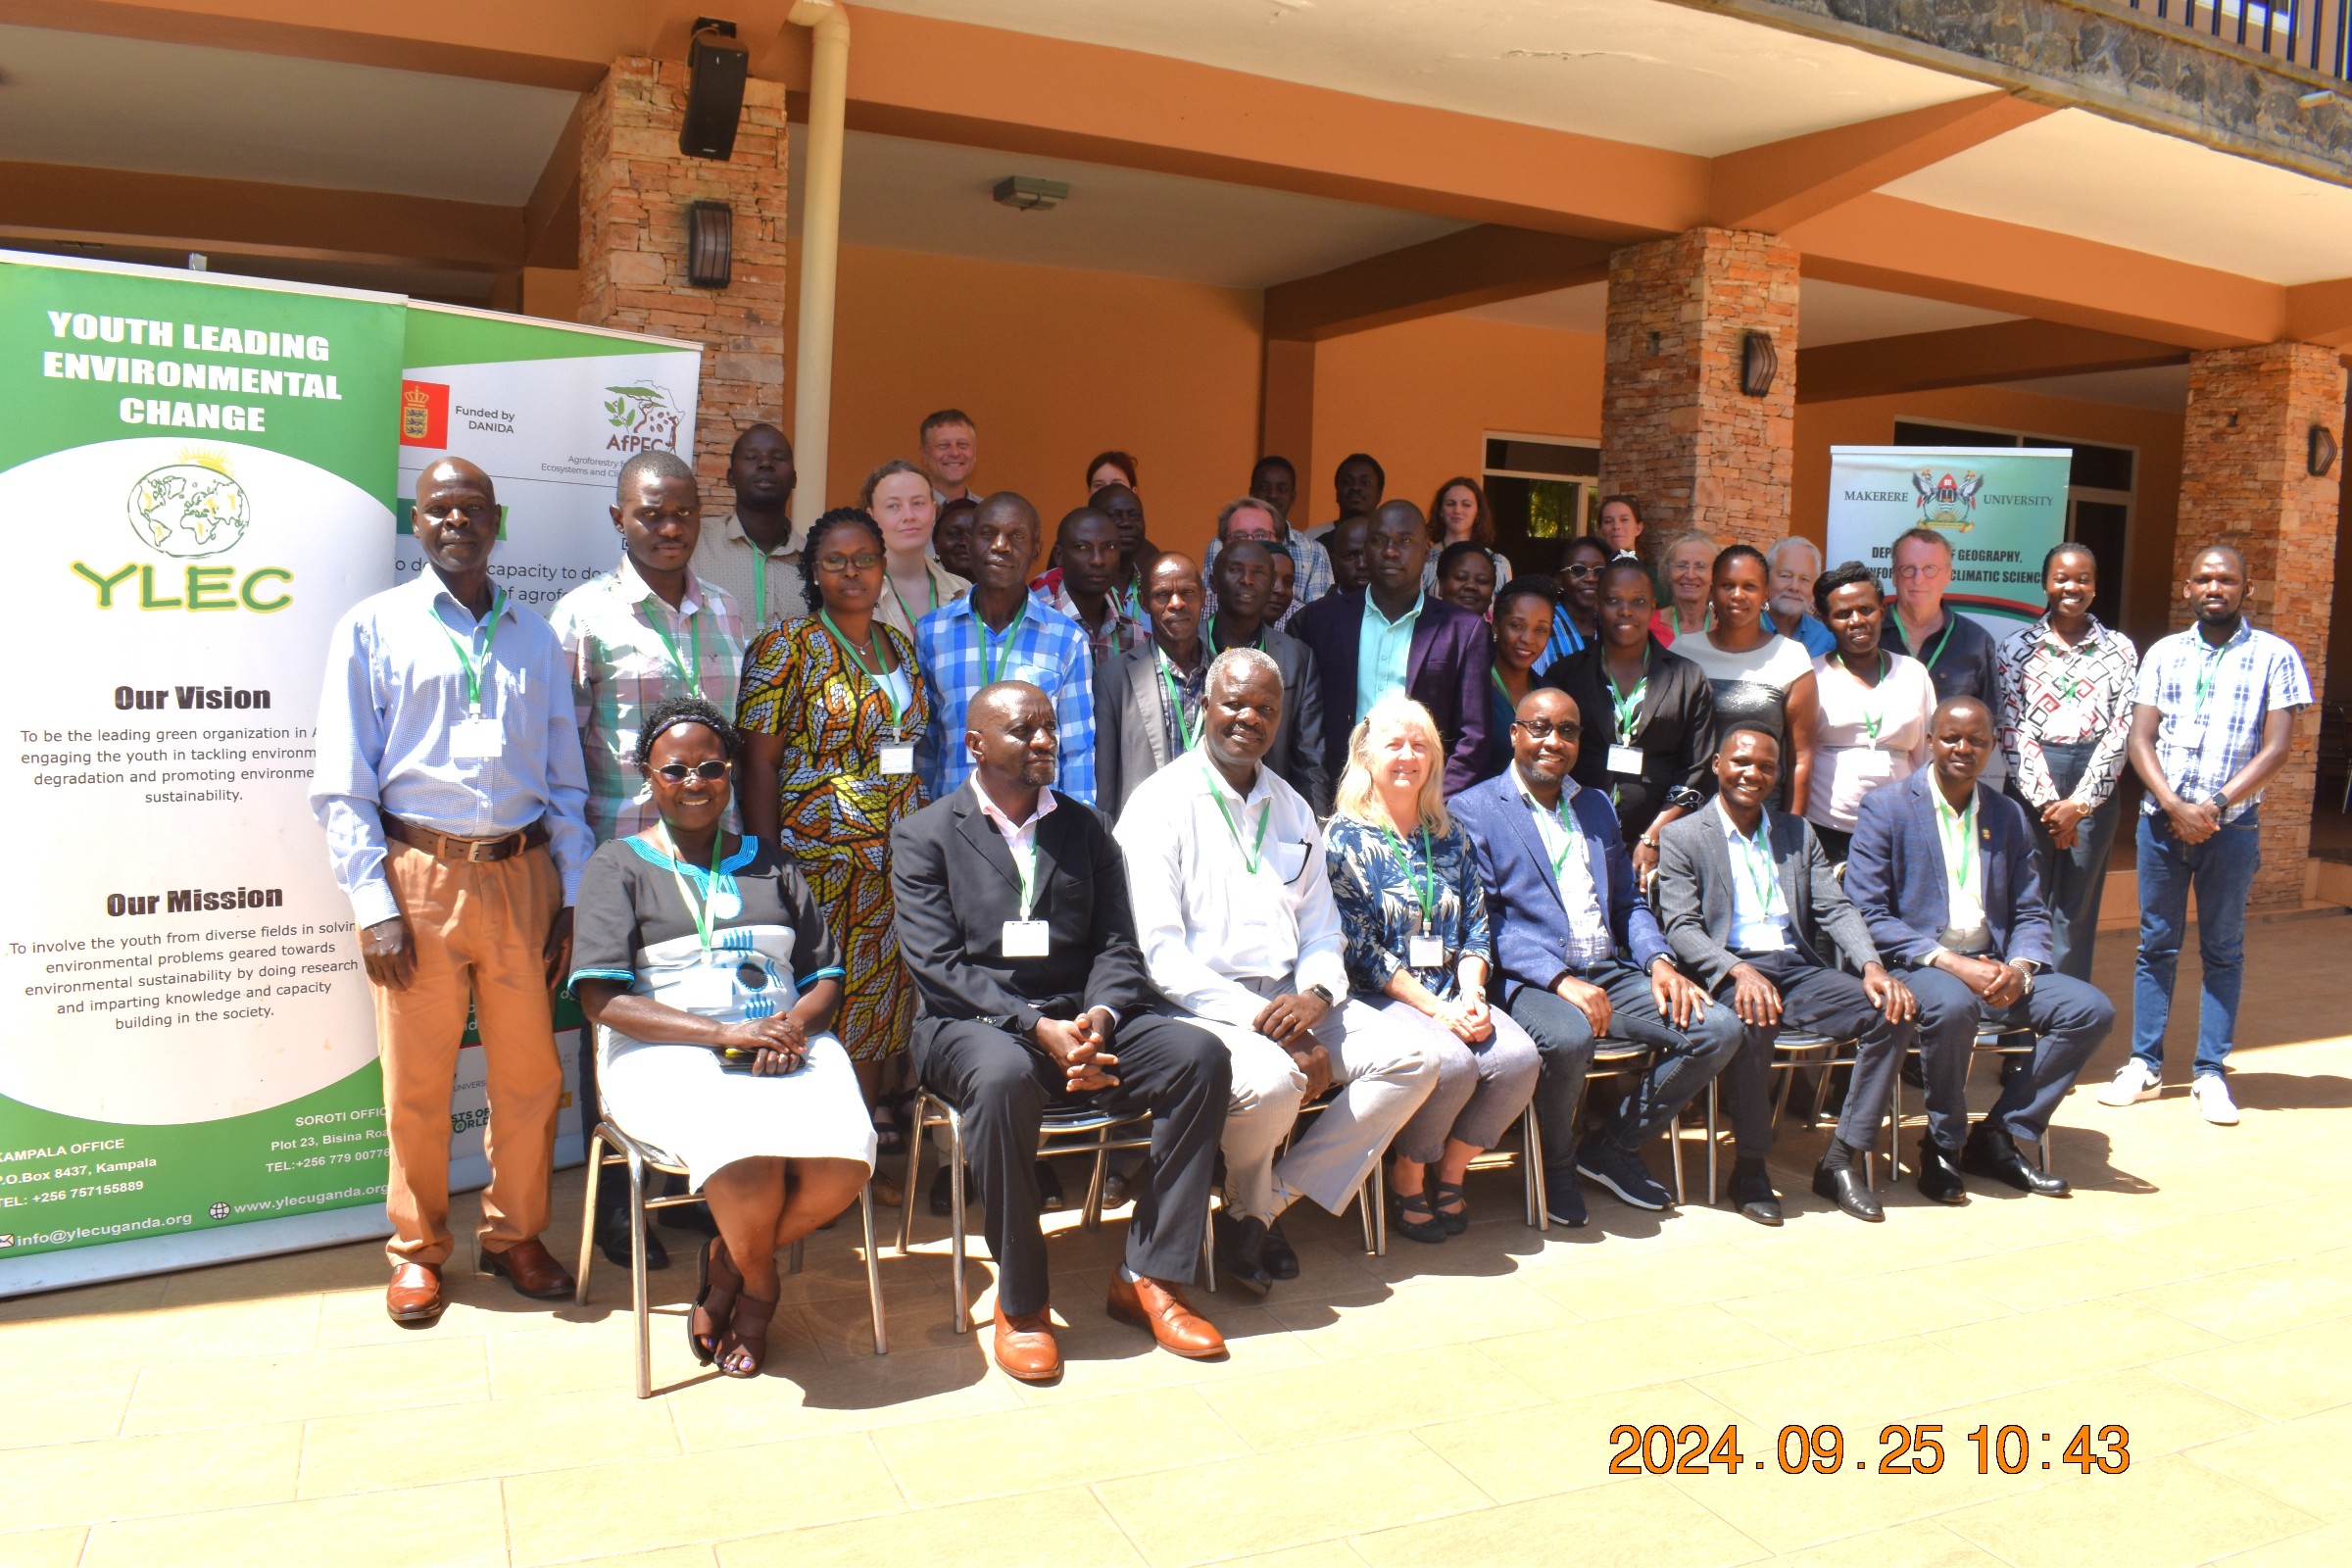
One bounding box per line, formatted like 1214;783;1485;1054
2191;1075;2240;1126
2097;1059;2161;1106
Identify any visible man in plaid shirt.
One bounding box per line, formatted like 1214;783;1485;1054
2108;544;2310;1126
915;493;1097;806
548;449;747;1265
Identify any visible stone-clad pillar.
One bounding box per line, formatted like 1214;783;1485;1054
1600;227;1798;555
2174;342;2344;910
579;57;790;497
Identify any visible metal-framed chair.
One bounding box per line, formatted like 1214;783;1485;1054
574;1118;889;1398
1885;1021;2054;1178
1286;1088;1389;1254
1570;1039;1688;1205
897;1090;1173;1333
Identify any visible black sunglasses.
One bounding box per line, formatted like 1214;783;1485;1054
1512;719;1581;740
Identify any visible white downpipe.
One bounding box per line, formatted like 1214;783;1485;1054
789;0;849;535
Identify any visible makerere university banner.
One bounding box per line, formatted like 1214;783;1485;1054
0;258;703;1294
0;254;405;1291
1823;446;2073;632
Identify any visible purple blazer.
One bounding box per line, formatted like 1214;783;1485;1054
1291;588;1493;795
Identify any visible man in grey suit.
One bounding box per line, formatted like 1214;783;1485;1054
1097;552;1327;816
1656;724;1917;1226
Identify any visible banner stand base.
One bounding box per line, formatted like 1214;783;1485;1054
0;1205;394;1300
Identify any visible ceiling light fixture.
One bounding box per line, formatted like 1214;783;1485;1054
993;175;1070;212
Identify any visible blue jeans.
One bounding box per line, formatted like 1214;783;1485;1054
2132;809;2262;1079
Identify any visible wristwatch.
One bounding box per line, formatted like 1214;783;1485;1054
1638;831;1661;851
1304;983;1336;1005
2205;789;2231;812
2006;959;2037;996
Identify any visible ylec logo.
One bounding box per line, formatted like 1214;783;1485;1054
70;449;293;613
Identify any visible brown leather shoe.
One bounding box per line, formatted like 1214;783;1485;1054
386;1261;445;1325
477;1236;575;1300
1106;1273;1226;1359
992;1309;1062;1383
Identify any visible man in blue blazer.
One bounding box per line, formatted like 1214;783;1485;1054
1845;696;2113;1201
1451;686;1739;1221
1292;501;1491;795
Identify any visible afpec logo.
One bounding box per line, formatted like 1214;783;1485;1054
604;382;682;454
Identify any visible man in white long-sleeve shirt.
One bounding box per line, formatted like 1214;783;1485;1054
1115;648;1437;1297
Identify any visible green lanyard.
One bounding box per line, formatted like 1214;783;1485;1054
1733;817;1779;914
1158;650;1200;753
1208;772;1273;874
888;570;940;634
1608;673;1647;745
2191;636;2231;715
1932;789;1977;894
1384;822;1439;932
751;550;770;627
1838;651;1886;742
1892;607;1955;673
1539;796;1579;879
436;591;507;714
657;825;726;959
979;602;1028;685
648;595;702;690
819;609;906;734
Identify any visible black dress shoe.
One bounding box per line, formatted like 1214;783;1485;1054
656;1184;717;1236
1962;1125;2071;1198
1260;1218;1300;1280
1811;1161;1885;1222
595;1211;669;1270
1102;1155;1150;1208
1729;1166;1783;1227
1915;1139;1969;1205
1213;1209;1274;1298
1036;1159;1065;1212
928;1163;976;1217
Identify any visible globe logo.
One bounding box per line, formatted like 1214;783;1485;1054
127;462;252;559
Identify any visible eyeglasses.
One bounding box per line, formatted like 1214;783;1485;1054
1512;719;1581;740
653;761;732;782
1559;564;1600;580
816;551;884;573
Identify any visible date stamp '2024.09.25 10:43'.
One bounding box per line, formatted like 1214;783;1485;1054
1609;1423;2131;1478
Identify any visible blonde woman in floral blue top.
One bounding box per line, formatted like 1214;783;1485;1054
1325;693;1541;1243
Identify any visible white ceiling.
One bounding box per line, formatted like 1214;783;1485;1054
1463;277;2021;345
0;23;576;204
805;129;1468;288
1884;109;2352;287
859;0;1989;157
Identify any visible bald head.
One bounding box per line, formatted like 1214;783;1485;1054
414;458;499;577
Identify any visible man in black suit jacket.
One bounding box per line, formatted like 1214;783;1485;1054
891;682;1231;1383
1290;501;1492;794
1655;725;1916;1226
1097;547;1329;816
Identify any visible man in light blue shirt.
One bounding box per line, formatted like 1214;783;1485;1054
311;456;593;1327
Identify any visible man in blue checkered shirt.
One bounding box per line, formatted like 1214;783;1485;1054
915;493;1098;806
2108;544;2310;1126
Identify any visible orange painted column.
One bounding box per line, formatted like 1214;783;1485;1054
1600;227;1797;554
2173;342;2345;909
578;57;791;495
1259;337;1318;529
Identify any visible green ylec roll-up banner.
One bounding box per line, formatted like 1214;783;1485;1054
1823;446;2074;632
0;254;405;1291
0;259;705;1295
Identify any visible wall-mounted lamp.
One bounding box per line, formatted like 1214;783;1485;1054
1740;330;1778;398
686;201;733;288
2310;423;2338;478
993;175;1070;212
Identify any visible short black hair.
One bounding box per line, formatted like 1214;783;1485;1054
634;692;740;769
1435;541;1494;581
728;422;789;462
1336;452;1385;485
1494;575;1559;619
1716;721;1782;760
1598;558;1655;595
2042;540;2097;578
798;507;886;612
1811;559;1882;619
1713;542;1769;581
1251;454;1296;481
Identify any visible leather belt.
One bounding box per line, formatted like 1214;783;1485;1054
383;814;549;863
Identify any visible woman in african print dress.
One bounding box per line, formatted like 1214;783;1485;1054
738;508;933;1153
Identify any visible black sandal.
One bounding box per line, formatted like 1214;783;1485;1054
688;1237;740;1367
1432;1180;1470;1236
870;1090;913;1158
1393;1184;1448;1246
716;1293;779;1379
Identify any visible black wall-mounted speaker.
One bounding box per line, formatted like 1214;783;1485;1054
681;21;749;161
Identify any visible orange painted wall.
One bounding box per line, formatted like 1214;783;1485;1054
1305;315;1605;525
1792;388;2183;648
817;244;1264;562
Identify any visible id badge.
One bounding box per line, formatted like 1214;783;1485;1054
673;960;733;1014
1407;934;1446;969
1002;919;1051;957
1605;744;1645;776
450;715;503;761
878;743;915;776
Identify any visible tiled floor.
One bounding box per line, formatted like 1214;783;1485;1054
5;915;2348;1568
